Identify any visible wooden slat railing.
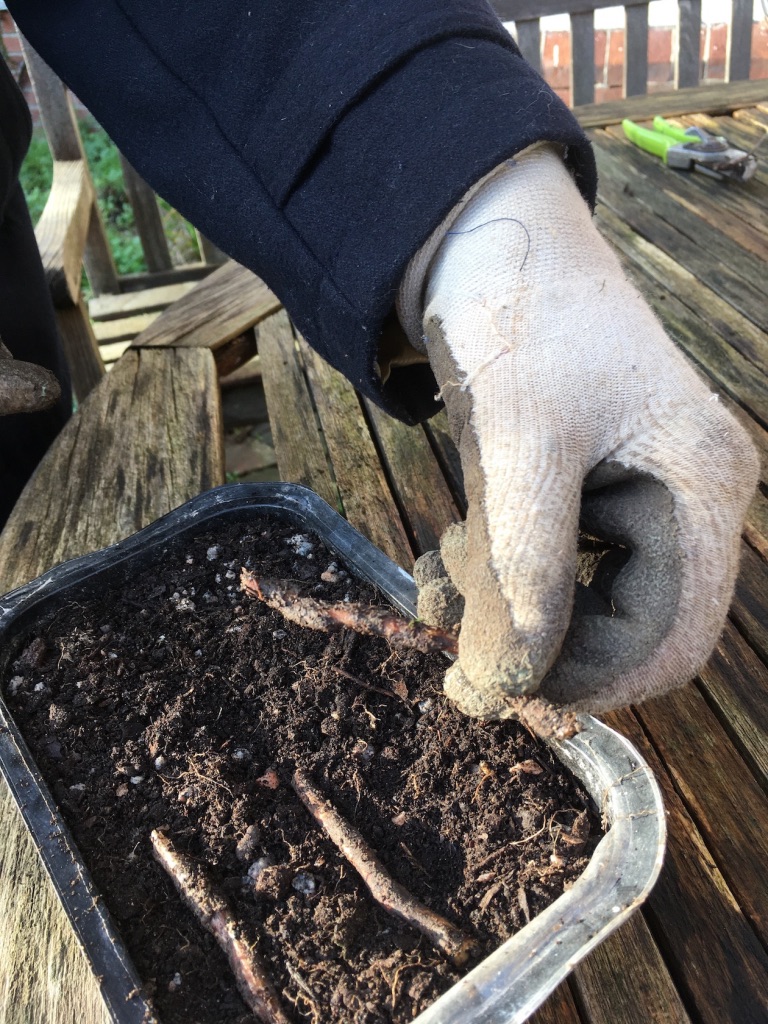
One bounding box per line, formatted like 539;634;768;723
19;37;225;300
494;1;755;105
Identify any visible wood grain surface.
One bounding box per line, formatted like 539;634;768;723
363;399;461;555
0;349;224;596
572;915;691;1024
257;311;339;510
34;160;93;307
300;340;413;569
130;261;280;352
575;79;768;129
0;347;224;1023
54;298;105;402
606;707;768;1024
89;280;198;321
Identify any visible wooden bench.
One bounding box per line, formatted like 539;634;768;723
1;80;767;1023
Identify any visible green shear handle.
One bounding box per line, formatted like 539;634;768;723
622;117;694;163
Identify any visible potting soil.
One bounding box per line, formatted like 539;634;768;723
4;516;601;1024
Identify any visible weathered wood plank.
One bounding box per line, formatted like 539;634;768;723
635;684;768;943
594;201;768;486
594;206;768;426
54;299;105;402
493;0;649;21
130;262;280;353
676;0;702;89
220;354;262;391
733;106;768;132
118;263;214;292
257;313;338;510
595;198;768;379
212;329;257;378
0;790;112;1024
98;339;132;366
605;707;768;1024
34;161;93;307
0;348;224;595
300;341;414;569
423;409;466;515
93;313;160;344
572;913;691;1024
83;204;120;298
698;621;768;793
575;80;768;130
20;37;119;296
364;400;461;555
624;3;649;97
0;347;223;1024
118;155;172;274
570;10;596;106
89;281;197;321
592;135;768;335
515;18;542;74
528;981;583;1024
728;0;754;81
18;39;81;160
596;118;768;238
731;541;768;660
601;124;768;259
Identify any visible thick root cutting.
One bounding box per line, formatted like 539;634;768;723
241;571;458;654
291;769;477;967
241;570;580;741
150;830;292;1024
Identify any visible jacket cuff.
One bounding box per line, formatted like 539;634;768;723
283;34;597;422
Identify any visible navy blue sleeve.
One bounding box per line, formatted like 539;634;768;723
9;0;597;423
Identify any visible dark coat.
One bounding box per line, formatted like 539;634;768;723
0;60;72;525
8;0;596;423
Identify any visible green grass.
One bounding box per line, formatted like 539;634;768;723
19;119;199;278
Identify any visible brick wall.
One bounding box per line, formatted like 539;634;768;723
2;9;768;121
0;8;39;121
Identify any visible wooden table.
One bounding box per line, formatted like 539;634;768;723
1;80;767;1024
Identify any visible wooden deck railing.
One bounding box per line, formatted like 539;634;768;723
21;38;224;297
494;1;755;104
19;38;228;401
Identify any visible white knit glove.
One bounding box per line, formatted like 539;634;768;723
398;145;758;715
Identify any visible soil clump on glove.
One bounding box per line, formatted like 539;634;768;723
4;516;601;1024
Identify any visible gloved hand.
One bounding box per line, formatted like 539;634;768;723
397;144;759;715
0;337;61;417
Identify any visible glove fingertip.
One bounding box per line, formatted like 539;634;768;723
412;549;446;587
417;577;464;630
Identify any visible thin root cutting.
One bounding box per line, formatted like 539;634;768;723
150;830;292;1024
291;769;477;967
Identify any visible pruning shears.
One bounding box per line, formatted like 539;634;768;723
622;116;757;182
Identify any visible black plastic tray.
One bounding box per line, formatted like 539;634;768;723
0;483;665;1024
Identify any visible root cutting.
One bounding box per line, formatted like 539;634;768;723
241;571;458;654
241;571;580;741
150;830;291;1024
291;769;477;967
